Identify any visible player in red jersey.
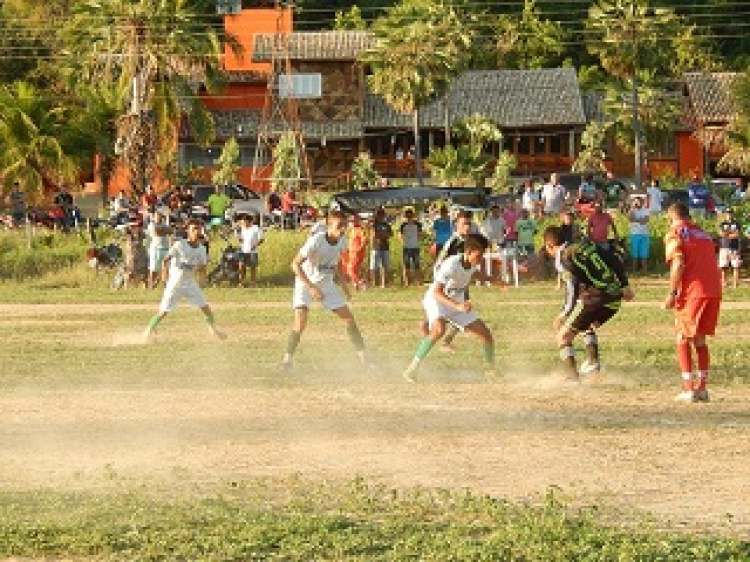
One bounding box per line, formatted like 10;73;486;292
663;202;722;403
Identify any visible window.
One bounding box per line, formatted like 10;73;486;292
279;73;322;99
516;136;530;155
216;0;241;15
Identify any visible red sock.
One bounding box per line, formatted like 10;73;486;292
677;340;693;373
696;344;709;372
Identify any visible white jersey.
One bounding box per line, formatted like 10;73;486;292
481;217;506;244
147;222;170;251
240;224;263;254
522;190;539;213
309;221;327;238
167;239;207;284
299;231;347;284
542;183;566;214
428;254;478;302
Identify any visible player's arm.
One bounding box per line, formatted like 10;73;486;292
432;282;470;312
337;260;352;300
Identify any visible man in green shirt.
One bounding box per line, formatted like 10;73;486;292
206;185;231;225
515;209;537;266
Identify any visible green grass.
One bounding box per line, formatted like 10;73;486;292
1;482;748;560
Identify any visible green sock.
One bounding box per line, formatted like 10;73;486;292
286;331;301;356
203;309;216;326
347;323;365;351
147;315;161;332
415;337;435;360
483;343;495;365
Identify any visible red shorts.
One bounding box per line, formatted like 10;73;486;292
674;297;721;338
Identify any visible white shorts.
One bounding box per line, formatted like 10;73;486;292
718;248;741;269
293;278;346;310
423;294;478;330
159;279;207;313
149;247;169;273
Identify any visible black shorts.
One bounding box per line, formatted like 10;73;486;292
564;294;622;333
403;247;421;269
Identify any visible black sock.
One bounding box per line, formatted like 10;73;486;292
347;323;365;351
286;331;301;356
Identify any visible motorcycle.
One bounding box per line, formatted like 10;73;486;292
207;235;242;287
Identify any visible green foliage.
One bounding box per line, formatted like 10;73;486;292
427;144;489;187
334;6;368;30
0;230;90;281
212;136;240;186
488;151;518;192
717;69;750;176
350;151;382;188
495;0;568;69
573;122;609;173
272;131;303;192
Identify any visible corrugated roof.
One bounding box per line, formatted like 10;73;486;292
253;31;375;62
684;72;739;124
364;68;587;128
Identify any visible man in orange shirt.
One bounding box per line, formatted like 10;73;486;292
664;202;722;403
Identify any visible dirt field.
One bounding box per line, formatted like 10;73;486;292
1;302;749;537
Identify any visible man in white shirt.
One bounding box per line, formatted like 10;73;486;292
646;179;664;214
542;173;567;215
146;211;173;290
628;196;651;273
238;214;264;285
521;180;540;218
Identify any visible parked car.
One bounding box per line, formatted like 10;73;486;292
158;184;270;225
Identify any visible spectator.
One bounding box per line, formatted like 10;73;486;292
578;174;598;204
10;182;26;226
515;208;538;267
586;201;618;251
206;184;231;226
53;185;74;228
432;205;453;258
238;214;264;286
480;203;506;253
646;179;664;214
342;214;368;290
146;211;173;290
603;175;626;211
521;180;540;218
542;173;566;215
281;188;299;230
502;200;522;283
717;208;742;288
628;196;651;274
369;207;393;288
178;185;194;217
399;207;423;287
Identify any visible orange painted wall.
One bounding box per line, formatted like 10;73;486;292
223;8;292;73
677;132;704;179
201;83;266;110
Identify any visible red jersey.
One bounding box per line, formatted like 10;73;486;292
664;220;722;299
588;212;614;243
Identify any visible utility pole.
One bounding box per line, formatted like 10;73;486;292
631;4;644;190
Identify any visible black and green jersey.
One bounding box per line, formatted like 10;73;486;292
557;238;629;317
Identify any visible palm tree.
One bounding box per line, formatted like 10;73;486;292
360;0;474;187
717;70;750;176
61;0;237;196
0;82;77;200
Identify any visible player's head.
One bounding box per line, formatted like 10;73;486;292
455;210;473;237
185;218;203;241
463;233;489;265
667;202;690;223
326;209;348;240
543;225;566;256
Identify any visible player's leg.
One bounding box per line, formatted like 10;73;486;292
143;282;180;338
580;329;600;375
674;333;694;401
692;334;709;401
403;317;447;382
282;306;308;369
464;318;496;378
401;249;410;287
556;324;579;381
380;251;390;288
331;305;367;364
199;303;227;340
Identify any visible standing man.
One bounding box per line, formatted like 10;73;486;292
281;209;367;370
238;214;264;286
369;207;393;288
146;211;173;290
628;196;651;274
586;201;617;251
399;207;423;287
521;180;540;218
664;202;722;403
543;225;634;380
143;218;226;340
9;181;26;227
207;184;231;227
646;178;664;215
541;173;567;216
480;203;506;258
717;208;742;288
431;205;453;259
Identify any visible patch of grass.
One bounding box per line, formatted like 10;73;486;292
0;482;747;560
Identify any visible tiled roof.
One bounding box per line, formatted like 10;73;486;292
181;109;362;140
253;31;375;62
684;72;739;124
364;68;587;128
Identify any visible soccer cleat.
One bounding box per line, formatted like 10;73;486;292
142;328;154;341
693;389;710;403
402;361;419;383
579;360;601;375
674;390;695;403
208;326;227;340
280;357;293;372
439;342;457;354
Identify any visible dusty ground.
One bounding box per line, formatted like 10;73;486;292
1;302;749;537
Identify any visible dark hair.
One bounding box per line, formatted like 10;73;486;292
543;225;565;246
669;202;690;219
456;210;473;221
327;209;346;222
464;232;489;252
186;218;203;229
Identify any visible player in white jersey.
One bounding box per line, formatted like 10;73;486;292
281;210;367;370
403;233;502;382
143;218;226;340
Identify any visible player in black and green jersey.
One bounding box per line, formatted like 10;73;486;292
543;225;635;380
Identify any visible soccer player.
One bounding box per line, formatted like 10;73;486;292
403;233;501;383
143;218;226;340
664;202;722;403
281;209;367;370
543;225;634;381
